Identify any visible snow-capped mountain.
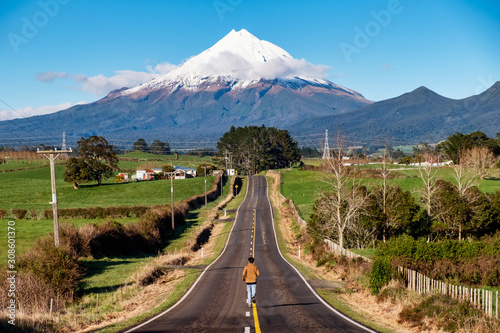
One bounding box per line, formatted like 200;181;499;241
0;29;372;147
119;29;365;99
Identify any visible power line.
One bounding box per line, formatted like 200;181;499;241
0;97;59;145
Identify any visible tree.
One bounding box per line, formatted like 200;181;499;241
461;146;497;179
64;157;94;189
349;189;382;248
77;136;118;185
372;185;430;241
418;158;439;221
437;131;500;165
149;140;171;155
216;125;300;174
133;138;149;152
312;133;370;248
437;132;471;164
430;178;497;241
196;163;216;176
162;164;175;176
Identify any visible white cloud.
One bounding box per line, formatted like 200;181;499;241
180;51;330;81
0;101;87;120
35;62;178;96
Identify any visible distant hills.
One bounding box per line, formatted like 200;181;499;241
290;82;500;145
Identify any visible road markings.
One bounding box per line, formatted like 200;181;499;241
251;205;261;333
252;209;256;256
245;327;250;333
252;303;261;333
263;177;377;333
246;311;250;317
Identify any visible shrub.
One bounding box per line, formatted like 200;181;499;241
42;209;53;219
191;224;213;251
11;209;27;219
29;210;38;219
0;209;7;219
398;294;486;332
19;237;83;298
370;256;392;294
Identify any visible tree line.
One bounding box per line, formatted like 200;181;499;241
309;131;500;249
215;125;301;175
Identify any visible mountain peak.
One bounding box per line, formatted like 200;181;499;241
122;29;339;95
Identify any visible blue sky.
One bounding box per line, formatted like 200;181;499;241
1;0;499;119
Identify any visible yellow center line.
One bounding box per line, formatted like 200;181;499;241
252;194;261;332
252;303;261;333
252;208;256;256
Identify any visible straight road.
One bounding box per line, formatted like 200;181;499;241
125;175;375;333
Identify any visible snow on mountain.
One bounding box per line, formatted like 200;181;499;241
121;29;357;97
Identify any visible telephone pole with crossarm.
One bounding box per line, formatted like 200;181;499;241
37;148;72;247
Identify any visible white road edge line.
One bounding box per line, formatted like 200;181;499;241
245;327;250;333
264;176;377;333
125;176;251;333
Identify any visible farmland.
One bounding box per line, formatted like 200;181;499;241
281;161;500;222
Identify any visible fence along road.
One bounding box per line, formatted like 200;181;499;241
125;175;375;332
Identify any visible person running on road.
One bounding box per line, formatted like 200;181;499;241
242;257;260;307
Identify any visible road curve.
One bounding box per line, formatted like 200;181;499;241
124;175;376;333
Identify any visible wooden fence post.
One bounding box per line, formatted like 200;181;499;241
496;290;498;319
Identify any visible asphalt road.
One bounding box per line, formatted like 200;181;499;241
125;175;376;333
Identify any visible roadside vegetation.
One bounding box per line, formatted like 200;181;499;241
276;131;500;332
0;173;242;332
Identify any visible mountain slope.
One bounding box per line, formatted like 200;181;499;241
290;82;500;145
0;29;371;148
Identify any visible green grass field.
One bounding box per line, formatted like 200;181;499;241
0;165;214;211
118;151;213;170
0;159;50;171
281;166;500;222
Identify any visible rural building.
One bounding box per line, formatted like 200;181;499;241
135;169;154;180
174;166;197;178
118;173;129;181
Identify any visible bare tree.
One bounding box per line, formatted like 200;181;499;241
375;145;397;242
317;132;370;248
418;153;439;217
452;162;480;241
452;161;478;197
461;146;496;179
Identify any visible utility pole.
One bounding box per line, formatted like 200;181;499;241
225;150;228;171
166;171;176;236
203;164;207;206
220;171;223;196
37;147;72;247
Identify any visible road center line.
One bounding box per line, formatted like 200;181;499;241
251;205;261;333
252;303;261;333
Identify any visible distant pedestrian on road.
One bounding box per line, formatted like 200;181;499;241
242;257;260;307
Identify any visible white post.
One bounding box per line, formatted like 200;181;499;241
496;290;498;319
298;245;301;259
201;247;204;258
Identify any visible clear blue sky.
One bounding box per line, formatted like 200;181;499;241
1;0;499;119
